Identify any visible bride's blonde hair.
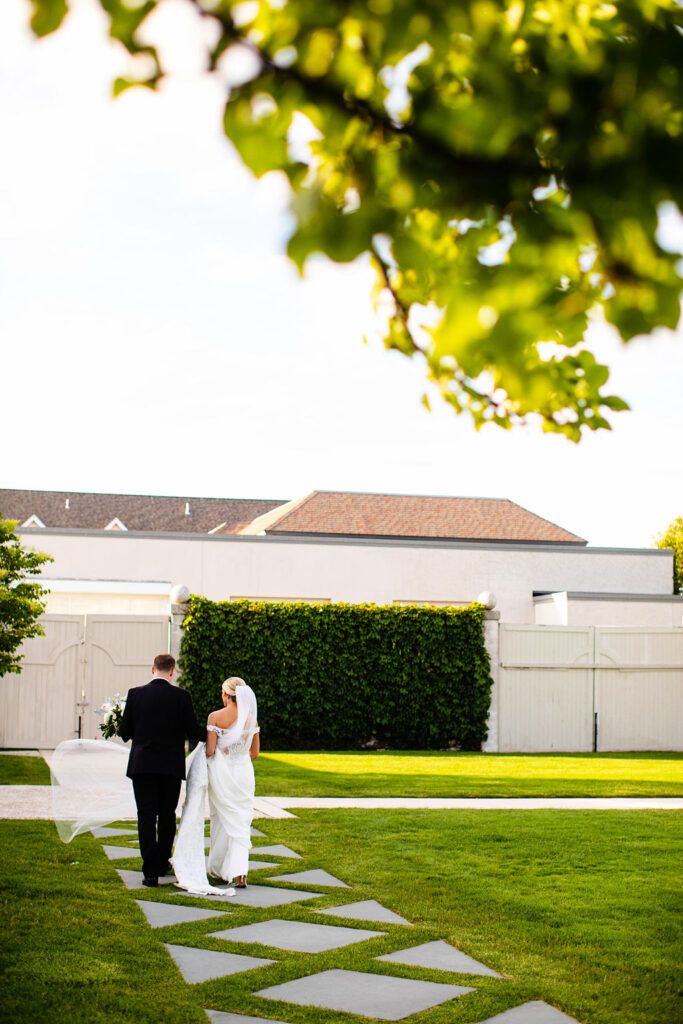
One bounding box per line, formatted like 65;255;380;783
222;676;245;698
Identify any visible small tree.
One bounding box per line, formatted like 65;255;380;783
654;517;683;595
0;519;54;677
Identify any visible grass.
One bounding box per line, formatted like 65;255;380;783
255;750;683;798
0;754;50;785
2;750;681;795
1;810;681;1024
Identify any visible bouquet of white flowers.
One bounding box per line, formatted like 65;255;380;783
96;694;127;739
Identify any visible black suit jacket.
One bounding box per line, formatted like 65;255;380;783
119;679;206;780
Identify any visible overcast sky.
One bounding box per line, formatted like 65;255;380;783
1;0;681;549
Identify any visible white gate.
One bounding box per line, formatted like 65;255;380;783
594;627;683;751
497;624;683;752
0;614;170;748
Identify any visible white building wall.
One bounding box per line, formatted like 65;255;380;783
19;528;675;625
568;598;683;627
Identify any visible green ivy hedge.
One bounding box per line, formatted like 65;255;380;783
179;596;493;751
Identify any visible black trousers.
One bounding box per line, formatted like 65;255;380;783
132;773;182;879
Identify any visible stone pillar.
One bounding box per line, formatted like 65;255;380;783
478;592;500;753
169;585;191;685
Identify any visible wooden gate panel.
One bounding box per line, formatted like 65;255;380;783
595;628;683;751
0;615;82;748
82;616;170;740
498;625;594;752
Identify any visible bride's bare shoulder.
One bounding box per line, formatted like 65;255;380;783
209;707;233;728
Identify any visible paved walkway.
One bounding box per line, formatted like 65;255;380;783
1;785;680;820
0;785;294;820
262;795;683;811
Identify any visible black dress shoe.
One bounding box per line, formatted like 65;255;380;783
142;876;158;887
159;862;172;877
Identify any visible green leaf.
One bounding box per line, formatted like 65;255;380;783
29;0;68;37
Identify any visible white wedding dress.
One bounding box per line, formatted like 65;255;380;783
172;684;259;896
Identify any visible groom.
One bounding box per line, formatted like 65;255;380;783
119;653;206;887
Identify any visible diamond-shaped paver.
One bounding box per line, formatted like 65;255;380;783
251;827;266;837
169;884;323;908
206;859;274;875
165;944;275;984
116;869;177;890
205;1012;289;1024
93;826;136;838
102;844;141;860
376;940;501;977
252;844;301;859
135;900;229;928
316;900;412;926
478;1002;580;1023
272;869;349;888
209;918;385;952
256;968;474;1021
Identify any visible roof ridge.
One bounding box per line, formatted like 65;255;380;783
0;487;286;503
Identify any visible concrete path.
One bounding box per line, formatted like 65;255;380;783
262;795;683;811
1;786;681;820
0;785;293;820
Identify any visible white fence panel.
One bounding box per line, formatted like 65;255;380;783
595;627;683;751
81;615;170;739
0;616;83;748
496;623;683;752
1;614;170;748
498;625;594;752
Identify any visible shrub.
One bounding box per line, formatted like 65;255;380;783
179;597;493;750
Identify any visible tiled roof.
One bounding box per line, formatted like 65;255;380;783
3;488;587;544
1;489;284;535
263;491;587;544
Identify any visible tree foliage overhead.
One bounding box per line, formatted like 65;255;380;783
654;516;683;594
0;519;53;677
31;0;683;439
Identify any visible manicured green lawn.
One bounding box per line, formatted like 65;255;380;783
255;750;683;797
0;754;50;785
1;810;680;1024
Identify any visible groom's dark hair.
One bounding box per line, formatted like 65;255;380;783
153;653;176;674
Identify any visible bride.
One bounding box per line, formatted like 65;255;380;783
172;677;260;896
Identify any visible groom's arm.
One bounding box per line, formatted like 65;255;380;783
183;691;207;744
118;689;135;742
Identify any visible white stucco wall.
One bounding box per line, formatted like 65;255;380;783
566;597;683;627
534;592;683;626
19;528;675;625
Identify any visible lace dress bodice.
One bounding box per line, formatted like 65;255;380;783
207;724;259;760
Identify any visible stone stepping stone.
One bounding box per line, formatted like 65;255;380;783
116;869;177;890
135;900;230;929
256;968;474;1021
252;844;301;859
93;826;136;838
478;1002;580;1023
169;884;323;908
204;1012;289;1024
316;900;412;926
206;858;274;874
165;944;275;985
272;869;349;888
209;918;385;953
102;844;141;860
251;827;266;837
376;940;501;977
